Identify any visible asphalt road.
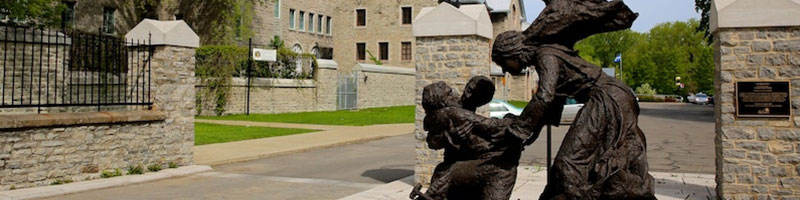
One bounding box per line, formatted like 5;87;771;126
43;102;714;200
521;102;716;173
43;136;416;200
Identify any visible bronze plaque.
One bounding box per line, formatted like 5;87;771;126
736;81;791;118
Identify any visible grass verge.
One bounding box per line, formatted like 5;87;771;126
196;106;415;126
195;123;318;145
508;101;528;109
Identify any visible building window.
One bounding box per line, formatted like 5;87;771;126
356;9;366;27
379;42;389;61
289;9;295;29
62;1;76;30
326;16;332;34
292;44;303;73
401;7;412;25
298;11;305;31
308;13;314;32
356;43;366;61
102;7;116;34
402;42;412;61
274;0;281;18
317;15;323;33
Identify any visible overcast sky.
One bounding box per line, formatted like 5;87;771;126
523;0;701;33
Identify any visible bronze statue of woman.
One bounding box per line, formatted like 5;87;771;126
492;0;656;199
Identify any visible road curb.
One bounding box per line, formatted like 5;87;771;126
0;165;213;200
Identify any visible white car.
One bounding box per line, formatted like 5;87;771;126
687;93;697;103
488;99;583;123
561;98;583;123
695;94;709;105
488;100;523;119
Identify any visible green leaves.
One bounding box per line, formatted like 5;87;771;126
574;19;714;96
0;0;66;28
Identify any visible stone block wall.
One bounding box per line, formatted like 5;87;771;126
0;45;195;190
0;28;70;114
414;35;491;186
197;78;323;116
356;69;416;109
715;27;800;199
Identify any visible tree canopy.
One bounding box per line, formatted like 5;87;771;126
0;0;66;28
574;19;714;96
695;0;712;41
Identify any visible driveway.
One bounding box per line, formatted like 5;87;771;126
40;135;415;200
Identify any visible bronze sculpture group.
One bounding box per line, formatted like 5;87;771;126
410;0;657;199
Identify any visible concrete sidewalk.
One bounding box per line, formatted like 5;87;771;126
340;167;717;200
0;165;212;200
194;120;415;165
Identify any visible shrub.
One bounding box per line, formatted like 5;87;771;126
51;179;73;185
168;162;179;169
100;169;123;178
127;165;144;175
147;164;163;172
637;95;665;102
635;84;657;96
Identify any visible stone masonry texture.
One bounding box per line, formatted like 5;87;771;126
414;35;492;186
195;67;414;116
357;71;416;109
0;45;195;190
715;27;800;199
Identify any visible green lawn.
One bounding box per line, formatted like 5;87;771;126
195;123;318;145
509;101;528;109
197;106;415;126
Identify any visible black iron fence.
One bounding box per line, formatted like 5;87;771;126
0;25;153;113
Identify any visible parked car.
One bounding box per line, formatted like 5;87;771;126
489;99;583;123
561;98;584;123
488;100;523;119
687;93;697;103
695;93;709;105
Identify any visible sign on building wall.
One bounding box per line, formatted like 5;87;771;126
736;81;791;118
253;48;277;62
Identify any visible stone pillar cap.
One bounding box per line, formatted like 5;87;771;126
413;3;493;39
354;63;416;75
317;59;339;70
711;0;800;32
125;19;200;48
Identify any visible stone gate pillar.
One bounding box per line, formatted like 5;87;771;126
712;0;800;199
126;19;199;166
412;3;493;186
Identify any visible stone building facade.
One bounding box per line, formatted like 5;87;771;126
251;0;336;59
712;0;800;199
66;0;527;62
65;0;178;35
332;0;438;72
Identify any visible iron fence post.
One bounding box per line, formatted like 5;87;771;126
546;124;552;185
246;38;252;115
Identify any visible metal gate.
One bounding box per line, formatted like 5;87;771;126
337;72;358;110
